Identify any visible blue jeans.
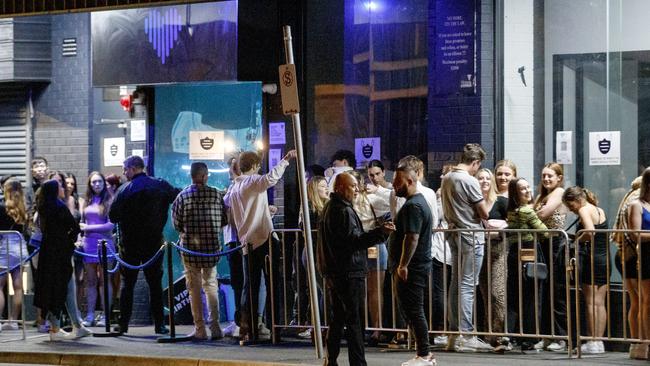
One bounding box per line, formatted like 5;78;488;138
66;273;82;328
447;233;484;332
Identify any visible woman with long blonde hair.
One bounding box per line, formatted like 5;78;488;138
0;178;28;331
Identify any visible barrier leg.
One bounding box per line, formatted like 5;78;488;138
94;240;120;337
158;242;192;343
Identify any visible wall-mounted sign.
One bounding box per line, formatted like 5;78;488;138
355;137;381;169
103;137;125;167
132;149;144;158
555;131;572;165
130;119;146;142
269;148;282;169
433;0;477;96
189;131;224;160
589;131;620;166
269;122;286;145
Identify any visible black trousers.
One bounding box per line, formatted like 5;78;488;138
540;237;568;337
506;242;544;336
227;241;244;326
396;271;430;357
429;258;451;331
118;249;164;329
324;277;367;366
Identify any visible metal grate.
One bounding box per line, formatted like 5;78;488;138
0;0;215;18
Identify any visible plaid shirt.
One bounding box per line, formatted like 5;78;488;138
172;184;226;267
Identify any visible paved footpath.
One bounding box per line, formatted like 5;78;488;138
0;324;644;366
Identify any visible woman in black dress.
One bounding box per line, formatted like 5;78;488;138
33;179;81;341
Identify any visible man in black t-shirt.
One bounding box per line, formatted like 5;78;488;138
388;166;434;366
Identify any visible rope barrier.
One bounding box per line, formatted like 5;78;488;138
170;241;245;257
74;248;116;259
105;243;165;270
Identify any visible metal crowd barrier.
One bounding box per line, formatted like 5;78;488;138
573;228;650;358
0;230;28;341
267;228;578;357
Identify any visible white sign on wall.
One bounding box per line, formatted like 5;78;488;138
131;149;144;158
130;119;146;141
589;131;620;166
103;137;125;167
355;137;381;168
555;131;573;165
269;148;282;168
189;131;225;160
269;122;286;145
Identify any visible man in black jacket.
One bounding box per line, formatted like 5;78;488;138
109;155;180;335
317;172;394;366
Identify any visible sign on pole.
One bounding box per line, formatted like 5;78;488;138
279;64;300;115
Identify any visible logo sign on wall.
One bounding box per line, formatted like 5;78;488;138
589;131;620;166
355;137;381;168
103;137;126;167
189;131;224;160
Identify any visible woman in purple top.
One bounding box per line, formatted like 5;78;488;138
80;172;114;326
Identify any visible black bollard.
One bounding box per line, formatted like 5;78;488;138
157;242;192;343
94;240;121;337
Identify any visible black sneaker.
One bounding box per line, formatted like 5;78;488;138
155;325;169;335
113;324;128;334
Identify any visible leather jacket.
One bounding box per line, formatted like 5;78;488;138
317;192;387;279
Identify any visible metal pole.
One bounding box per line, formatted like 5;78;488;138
282;25;323;358
157;242;191;343
93;240;120;337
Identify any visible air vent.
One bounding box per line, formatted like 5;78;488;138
62;38;77;57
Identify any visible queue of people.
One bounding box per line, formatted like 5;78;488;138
1;145;650;365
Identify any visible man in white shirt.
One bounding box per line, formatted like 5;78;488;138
325;149;355;190
224;149;296;342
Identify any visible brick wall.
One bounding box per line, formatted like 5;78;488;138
32;12;92;195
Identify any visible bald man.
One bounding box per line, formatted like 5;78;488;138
317;172;395;366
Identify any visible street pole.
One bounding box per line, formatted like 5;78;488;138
282;25;323;359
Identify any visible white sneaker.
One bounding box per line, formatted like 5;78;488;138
546;340;566;352
580;340;604;354
433;335;448;345
595;341;605;353
49;329;71;341
95;314;106;327
534;339;548;350
401;355;434;366
297;328;312;339
457;336;494;353
1;322;19;331
73;325;93;339
188;327;208;340
258;322;271;336
223;322;240;338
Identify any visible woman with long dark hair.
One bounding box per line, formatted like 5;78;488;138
80;172;114;327
506;177;547;349
33;179;82;340
0;178;28;331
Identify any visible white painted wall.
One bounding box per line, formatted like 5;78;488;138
503;0;535;181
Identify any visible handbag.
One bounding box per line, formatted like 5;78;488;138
524;262;548;280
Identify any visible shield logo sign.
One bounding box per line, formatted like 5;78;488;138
200;137;214;150
362;144;373;159
598;139;611;154
110;144;118;156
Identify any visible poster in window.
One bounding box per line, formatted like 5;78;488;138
189;131;225;160
589;131;620;166
555;131;572;165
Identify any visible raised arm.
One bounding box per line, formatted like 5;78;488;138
536;187;565;220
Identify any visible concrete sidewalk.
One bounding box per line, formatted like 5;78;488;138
0;324;644;366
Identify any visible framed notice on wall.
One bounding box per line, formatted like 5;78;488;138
589;131;620;166
103;137;126;167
